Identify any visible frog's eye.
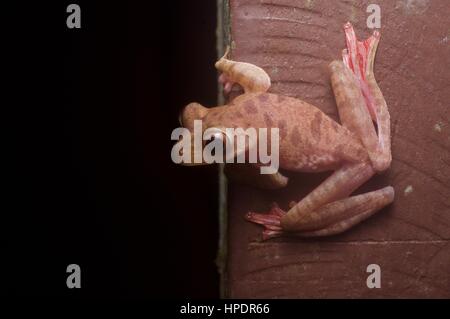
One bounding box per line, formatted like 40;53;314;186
202;128;229;163
203;130;225;147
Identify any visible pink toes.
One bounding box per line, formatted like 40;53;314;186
245;212;281;229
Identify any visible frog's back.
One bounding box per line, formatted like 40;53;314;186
218;92;369;172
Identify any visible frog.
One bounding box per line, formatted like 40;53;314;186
175;23;394;240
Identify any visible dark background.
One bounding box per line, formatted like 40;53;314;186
6;1;220;297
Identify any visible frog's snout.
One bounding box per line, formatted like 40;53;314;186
179;102;209;130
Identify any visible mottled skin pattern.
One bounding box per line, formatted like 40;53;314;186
194;92;368;173
177;23;394;240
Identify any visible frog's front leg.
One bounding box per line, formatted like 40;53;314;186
215;47;271;95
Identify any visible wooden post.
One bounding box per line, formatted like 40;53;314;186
220;0;450;298
216;0;230;298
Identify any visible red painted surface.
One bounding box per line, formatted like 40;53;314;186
226;0;450;298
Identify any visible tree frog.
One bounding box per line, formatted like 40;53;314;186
176;23;394;240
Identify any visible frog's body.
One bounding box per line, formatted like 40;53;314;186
177;23;394;239
203;92;368;173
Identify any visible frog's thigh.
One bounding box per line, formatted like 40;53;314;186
224;164;288;189
293;186;394;237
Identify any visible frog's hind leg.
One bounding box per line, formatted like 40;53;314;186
246;163;394;240
247;186;394;239
215;47;271;95
330;23;391;172
247;163;373;239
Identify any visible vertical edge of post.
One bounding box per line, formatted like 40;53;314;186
216;0;231;299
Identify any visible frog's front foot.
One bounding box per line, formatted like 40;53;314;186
245;203;287;240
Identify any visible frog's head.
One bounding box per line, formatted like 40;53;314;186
174;102;228;166
179;102;209;131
